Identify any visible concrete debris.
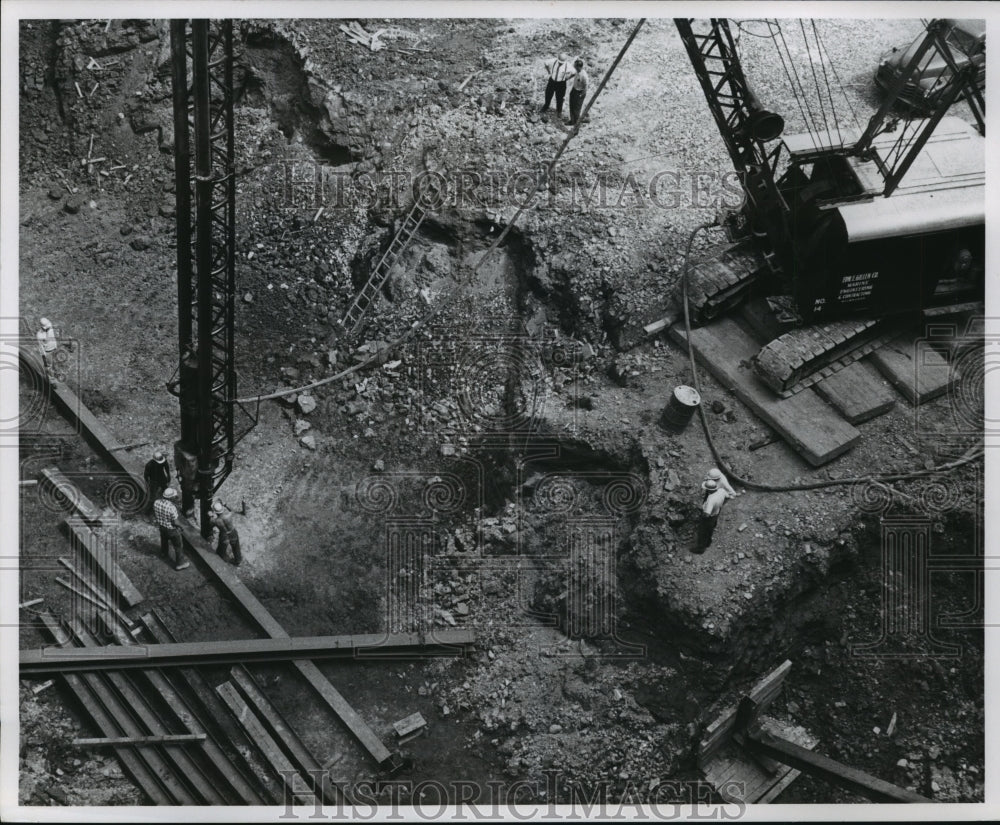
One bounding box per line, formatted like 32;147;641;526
296;394;317;414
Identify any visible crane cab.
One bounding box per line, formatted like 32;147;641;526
773;116;984;321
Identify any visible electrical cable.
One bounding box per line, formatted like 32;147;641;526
233;18;648;404
679;221;982;494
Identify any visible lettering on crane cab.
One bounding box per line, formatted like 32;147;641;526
836;270;879;303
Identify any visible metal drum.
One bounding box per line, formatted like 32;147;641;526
660;385;701;433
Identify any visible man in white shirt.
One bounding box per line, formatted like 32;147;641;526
696;479;728;552
541;52;572;117
567;58;588;125
36;317;58;379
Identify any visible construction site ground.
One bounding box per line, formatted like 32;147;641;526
17;17;984;806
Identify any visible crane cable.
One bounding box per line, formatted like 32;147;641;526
800;19;833;142
678;221;983;494
233;18;648;405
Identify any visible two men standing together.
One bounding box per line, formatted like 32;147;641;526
541;53;588;126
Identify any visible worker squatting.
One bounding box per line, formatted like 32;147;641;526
264;163;745;212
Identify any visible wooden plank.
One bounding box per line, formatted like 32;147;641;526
21;628;475;674
57;557;133;628
230;666;345;806
870;331;955;405
813;361;897;424
72;734;206;747
138;611;278;805
69;619;227;805
64;517;143;607
702;716;818;804
36;613;173;805
698;660;792;767
40;467;102;521
217;681;322;809
671;319;859;466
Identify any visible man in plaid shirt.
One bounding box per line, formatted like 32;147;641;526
153;487;190;571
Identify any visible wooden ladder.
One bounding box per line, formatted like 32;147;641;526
340;201;427;334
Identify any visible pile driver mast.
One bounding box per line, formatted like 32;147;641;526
169;20;238;535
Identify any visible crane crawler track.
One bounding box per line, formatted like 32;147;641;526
686;240;764;324
752;319;902;397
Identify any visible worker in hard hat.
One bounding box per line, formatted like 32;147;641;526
153;487;190;571
695;479;728;552
209;500;242;566
702;467;739;501
143;449;172;515
36;317;58;379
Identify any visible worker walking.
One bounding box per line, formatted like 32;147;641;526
567;58;588;125
143;450;171;514
153;487;190;571
701;467;739;501
695;479;728;553
36;317;58;380
209;501;242;566
541;52;573;117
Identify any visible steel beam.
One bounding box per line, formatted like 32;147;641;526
21;629;475;675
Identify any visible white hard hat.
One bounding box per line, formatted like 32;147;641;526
163;487;178;499
212;501;224;514
40;318;52;330
704;479;718;491
708;468;723;480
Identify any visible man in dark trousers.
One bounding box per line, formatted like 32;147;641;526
209;500;242;565
153;487;190;571
143;450;171;514
695;479;728;553
567;58;588;125
541;52;573;117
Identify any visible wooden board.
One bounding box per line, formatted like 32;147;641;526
230;666;345;806
69;619;228;806
36;612;174;805
217;681;322;809
670;320;860;466
139;611;280;805
64;517;143;608
699;661;791;767
870;331;955;405
40;467;103;521
703;716;818;804
813;361;897;424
